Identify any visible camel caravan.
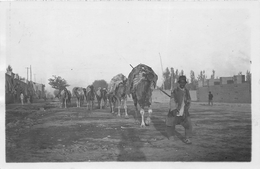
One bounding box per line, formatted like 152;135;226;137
55;63;158;127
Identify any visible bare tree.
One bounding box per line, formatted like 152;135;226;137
211;70;215;79
190;70;198;90
198;70;207;86
163;67;171;90
170;67;175;89
180;70;184;76
246;70;251;82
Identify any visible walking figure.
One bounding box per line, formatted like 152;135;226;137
208;91;213;106
166;75;192;144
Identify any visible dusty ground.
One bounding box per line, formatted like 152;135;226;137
5;98;251;162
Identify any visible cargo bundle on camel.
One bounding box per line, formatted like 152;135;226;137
126;63;158;127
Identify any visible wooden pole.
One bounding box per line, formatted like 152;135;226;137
30;65;32;82
159;53;164;90
25;67;29;82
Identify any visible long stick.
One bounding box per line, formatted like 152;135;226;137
129;64;171;98
158;87;171;97
159;53;165;90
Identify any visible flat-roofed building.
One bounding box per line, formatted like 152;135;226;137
220;77;233;85
233;75;245;84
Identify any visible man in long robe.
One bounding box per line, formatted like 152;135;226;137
166;75;192;144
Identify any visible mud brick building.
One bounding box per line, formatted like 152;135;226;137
197;75;251;103
5;72;46;104
152;74;251;104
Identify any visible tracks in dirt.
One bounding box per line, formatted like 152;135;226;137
5;101;252;162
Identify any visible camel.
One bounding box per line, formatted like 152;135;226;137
107;74;128;117
126;64;158;127
96;87;108;109
72;87;85;107
59;88;70;108
84;85;95;111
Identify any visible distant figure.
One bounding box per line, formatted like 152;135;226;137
208;92;213;106
20;93;24;105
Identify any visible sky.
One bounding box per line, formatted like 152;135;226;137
1;1;257;93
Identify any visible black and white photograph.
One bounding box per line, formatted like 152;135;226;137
0;0;260;168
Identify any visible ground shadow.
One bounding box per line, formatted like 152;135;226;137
117;128;146;161
151;116;168;138
174;130;187;143
119;106;140;124
151;116;190;143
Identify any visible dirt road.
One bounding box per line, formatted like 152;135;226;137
6;99;251;162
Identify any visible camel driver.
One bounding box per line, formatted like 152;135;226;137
166;75;192;144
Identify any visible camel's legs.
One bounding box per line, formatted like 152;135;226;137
100;99;103;109
140;109;145;127
124;98;128;117
145;108;152;126
64;99;67;108
117;98;121;117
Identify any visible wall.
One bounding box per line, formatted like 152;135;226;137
197;83;251;103
126;89;171;103
152;89;171;103
234;75;245;84
220;77;233;85
189;90;197;101
5;73;45;104
130;89;198;103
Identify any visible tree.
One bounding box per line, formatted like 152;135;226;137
197;70;207;86
92;79;108;90
6;65;13;73
180;70;184;76
48;75;69;90
197;71;202;81
163;67;171;90
190;70;198;90
246;70;251;93
211;70;215;79
246;70;251;82
170;67;175;89
175;69;179;83
198;70;207;80
190;70;195;84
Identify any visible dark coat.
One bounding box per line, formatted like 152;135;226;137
169;87;191;117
